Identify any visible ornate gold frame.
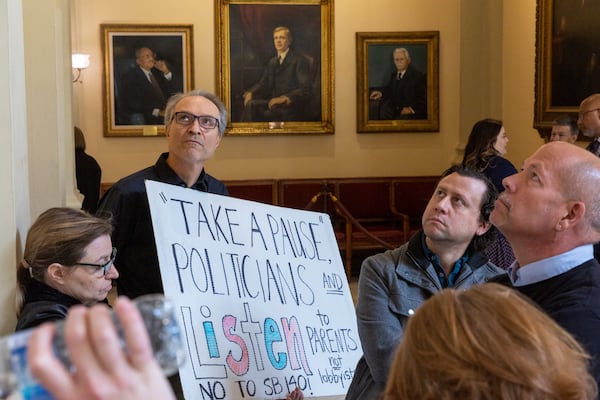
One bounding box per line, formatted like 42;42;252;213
101;24;194;137
534;0;598;138
356;31;439;133
215;0;334;136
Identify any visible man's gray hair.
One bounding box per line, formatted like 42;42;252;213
164;90;228;137
393;47;411;62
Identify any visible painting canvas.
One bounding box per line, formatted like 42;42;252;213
101;24;193;137
534;0;600;136
356;31;439;133
216;0;334;136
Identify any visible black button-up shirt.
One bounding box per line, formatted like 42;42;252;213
96;152;228;299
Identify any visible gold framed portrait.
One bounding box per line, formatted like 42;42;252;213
216;0;334;136
101;24;194;137
356;31;439;133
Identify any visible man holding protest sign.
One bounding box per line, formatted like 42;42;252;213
97;89;229;399
346;165;506;400
97;89;228;300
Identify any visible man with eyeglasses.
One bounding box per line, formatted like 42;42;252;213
98;89;227;300
96;89;227;399
578;94;600;263
578;93;600;156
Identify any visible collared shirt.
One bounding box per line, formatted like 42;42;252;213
508;244;594;286
277;48;290;64
141;67;172;83
422;235;468;288
140;67;153;83
96;152;228;299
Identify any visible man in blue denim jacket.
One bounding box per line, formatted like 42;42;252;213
346;165;506;400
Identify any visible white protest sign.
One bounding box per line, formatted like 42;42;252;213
145;180;362;399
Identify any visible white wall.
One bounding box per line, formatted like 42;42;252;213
0;0;74;335
0;0;29;334
502;0;545;165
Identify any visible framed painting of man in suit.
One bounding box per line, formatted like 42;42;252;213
101;24;193;137
534;0;600;138
356;31;439;133
216;0;334;136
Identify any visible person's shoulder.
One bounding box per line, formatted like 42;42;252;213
81;151;101;167
361;242;410;276
100;165;157;204
204;173;228;194
286;49;301;60
111;166;155;190
480;261;508;280
16;301;70;331
122;65;142;79
485;156;518;178
407;65;424;75
490;155;517;169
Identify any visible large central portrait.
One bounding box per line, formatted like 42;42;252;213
216;0;334;136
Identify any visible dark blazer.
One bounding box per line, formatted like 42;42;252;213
241;49;315;122
378;65;427;119
247;49;312;104
120;66;176;124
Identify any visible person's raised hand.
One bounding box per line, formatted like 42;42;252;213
27;297;175;400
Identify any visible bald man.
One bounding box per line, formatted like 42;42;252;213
492;141;600;386
578;93;600;156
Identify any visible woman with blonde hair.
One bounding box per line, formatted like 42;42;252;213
384;283;597;400
16;207;119;330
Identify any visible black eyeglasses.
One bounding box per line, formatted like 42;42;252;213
174;112;219;129
75;247;117;276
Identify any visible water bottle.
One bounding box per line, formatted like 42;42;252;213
0;294;186;400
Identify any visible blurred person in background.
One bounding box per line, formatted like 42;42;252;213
74;126;101;214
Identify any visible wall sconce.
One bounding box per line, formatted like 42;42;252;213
72;54;90;83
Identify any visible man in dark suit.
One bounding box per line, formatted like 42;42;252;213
120;46;177;125
241;26;313;122
370;47;427;120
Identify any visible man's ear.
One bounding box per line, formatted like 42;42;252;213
556;201;586;231
475;220;492;237
46;262;66;285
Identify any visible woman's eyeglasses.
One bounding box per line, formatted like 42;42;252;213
75;247;117;276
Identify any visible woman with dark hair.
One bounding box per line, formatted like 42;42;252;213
462;118;517;192
16;207;119;331
462;118;517;269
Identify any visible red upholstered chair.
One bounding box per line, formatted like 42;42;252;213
224;179;278;205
